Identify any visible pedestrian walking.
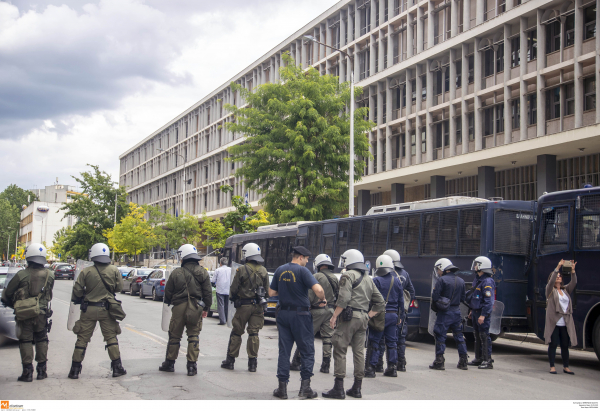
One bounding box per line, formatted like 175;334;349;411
1;243;54;382
545;259;577;375
213;257;232;325
271;246;326;399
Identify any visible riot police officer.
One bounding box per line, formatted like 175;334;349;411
365;254;404;378
221;242;269;372
467;256;496;369
159;244;212;376
322;249;385;400
1;243;54;382
429;258;468;371
271;246;326;400
68;243;127;379
289;253;338;374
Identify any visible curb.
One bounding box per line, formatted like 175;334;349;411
501;333;544;345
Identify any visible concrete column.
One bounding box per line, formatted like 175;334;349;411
574;0;584;128
370;35;377;76
348;8;354;44
415;64;423;112
301;41;307;69
504;85;511;144
476;0;484;25
358;190;371;216
474;95;482;150
430;175;446;198
347;53;353;84
426;112;433;161
417;6;424;53
389;0;396;18
536;10;546;138
537;154;557;197
474;37;482;93
378;31;385;72
379;0;386;26
449;49;457;101
478;166;495;199
326;23;333;57
386;125;393;170
354;47;361;80
355;6;361;40
451;0;458;37
450;103;457;156
386;77;393;123
416;115;423;164
463;0;471;31
405;119;412;166
340;12;347;48
574;0;583;58
387;30;394;68
371;1;377;30
427;1;435;48
504;24;511;83
406;69;413;115
391;183;405;203
426;59;434;109
506;0;513;10
461;43;468;96
377;129;384;172
407;13;415;58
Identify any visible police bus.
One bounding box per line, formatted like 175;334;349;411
528;187;600;361
223;196;535;340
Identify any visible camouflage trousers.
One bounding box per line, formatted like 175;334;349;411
227;304;264;358
17;313;49;365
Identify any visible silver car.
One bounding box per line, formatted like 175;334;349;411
0;268;18;342
122;268;154;296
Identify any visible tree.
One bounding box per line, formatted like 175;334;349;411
225;53;373;223
103;203;157;265
50;227;73;262
0;185;37;260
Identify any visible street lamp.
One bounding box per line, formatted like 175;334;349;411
157;148;188;217
303;34;355;216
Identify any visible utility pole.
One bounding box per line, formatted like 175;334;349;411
113;191;118;263
6;227;12;261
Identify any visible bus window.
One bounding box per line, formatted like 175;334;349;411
404;214;420;256
421;213;439;255
439;211;458;255
494;209;533;255
540;206;570;255
306;225;322;256
374;218;388;255
338;221;360;252
323;235;335;258
459;208;482;255
576;195;600;250
390;216;408;252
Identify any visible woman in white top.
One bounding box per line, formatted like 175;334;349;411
544;259;577;375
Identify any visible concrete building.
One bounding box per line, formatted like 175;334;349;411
30;182;81;204
120;0;599;217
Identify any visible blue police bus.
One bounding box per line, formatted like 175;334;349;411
528;187;600;361
223;196;535;339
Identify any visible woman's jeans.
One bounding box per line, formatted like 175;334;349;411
548;325;569;367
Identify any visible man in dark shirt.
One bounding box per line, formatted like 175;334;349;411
430;258;468;371
270;246;326;400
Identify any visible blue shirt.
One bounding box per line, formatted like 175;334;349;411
432;272;466;309
396;269;415;302
469;273;495;317
270;262;318;308
373;273;405;315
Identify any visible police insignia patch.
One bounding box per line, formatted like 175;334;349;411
485;290;492;297
339;277;347;287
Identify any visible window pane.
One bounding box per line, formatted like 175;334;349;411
439;211;458;255
421;213;439;255
540;206;570;254
404;215;421;256
390;216;407;251
459;208;482;255
374;218;389;255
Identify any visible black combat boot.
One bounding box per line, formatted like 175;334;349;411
375;349;385;372
248;357;257;372
398;357;407;372
346;378;362;398
467;333;483;366
383;349;397;377
111;358;127;377
17;363;34;382
221;355;235;370
319;356;331;374
478;333;493;369
298;378;318;399
187;361;197;376
36;361;48;380
289;348;301;371
159;359;175;372
322;377;345;399
364;363;376;378
67;361;82;379
273;380;288;399
429;354;445;370
457;354;469;370
364;343;376;378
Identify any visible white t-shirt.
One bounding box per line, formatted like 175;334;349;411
213;265;232;295
556;290;570;327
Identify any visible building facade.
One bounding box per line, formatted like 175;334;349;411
120;0;599;217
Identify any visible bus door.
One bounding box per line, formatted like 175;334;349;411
533;201;574;339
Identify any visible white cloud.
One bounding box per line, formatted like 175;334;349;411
0;0;340;191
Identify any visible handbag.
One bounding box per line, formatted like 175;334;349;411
14;270;50;321
432;275;457;313
94;266;126;321
368;275;395;332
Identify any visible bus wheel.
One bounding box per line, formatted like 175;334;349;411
593;317;600;363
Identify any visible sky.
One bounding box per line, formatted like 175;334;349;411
0;0;341;192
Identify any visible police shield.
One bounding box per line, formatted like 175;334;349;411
489;300;505;335
67;260;94;331
1;267;21;340
227;262;242;329
160;269;174;332
427;271;438;336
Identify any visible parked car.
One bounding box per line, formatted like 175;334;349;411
139;269;167;301
118;267;134;278
49;262;70;273
0;269;18;342
0;267;9;290
54;264;75;280
122;268;154;296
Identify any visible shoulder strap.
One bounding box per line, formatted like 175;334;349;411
34;269;51;299
182;267;194;299
244;264;260;290
94;266;116;296
323;272;339;299
384;275;395;304
351;272;365;289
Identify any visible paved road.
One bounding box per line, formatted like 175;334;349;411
1;280;599;400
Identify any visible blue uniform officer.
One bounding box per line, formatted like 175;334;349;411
467;256;496;369
270;246;326;400
429;258;468;371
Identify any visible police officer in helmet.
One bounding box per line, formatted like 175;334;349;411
1;243;54;382
159;244;212;376
430;258;468;371
221;242;269;372
68;243;127;379
467;256;496;369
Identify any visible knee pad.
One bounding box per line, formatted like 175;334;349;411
323;342;332;346
248;333;258;337
105;342;119;351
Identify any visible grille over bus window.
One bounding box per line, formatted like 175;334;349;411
389;215;420;256
494;210;533;255
576;195;600;250
459;209;482;255
540;206;569;255
307;226;322;257
420;211;458;256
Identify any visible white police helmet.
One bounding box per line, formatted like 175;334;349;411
178;244;201;261
25;242;47;265
338;249;367;272
434;258;459;274
241;242;264;263
314;254;334;270
471;256;493;274
89;243;111;264
383;249;404;270
375;254;395;276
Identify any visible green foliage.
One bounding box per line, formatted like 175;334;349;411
225;53;373;223
50;227;73;262
200;185;270;252
0;185;37;260
104;203;157;264
143;204;203;251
